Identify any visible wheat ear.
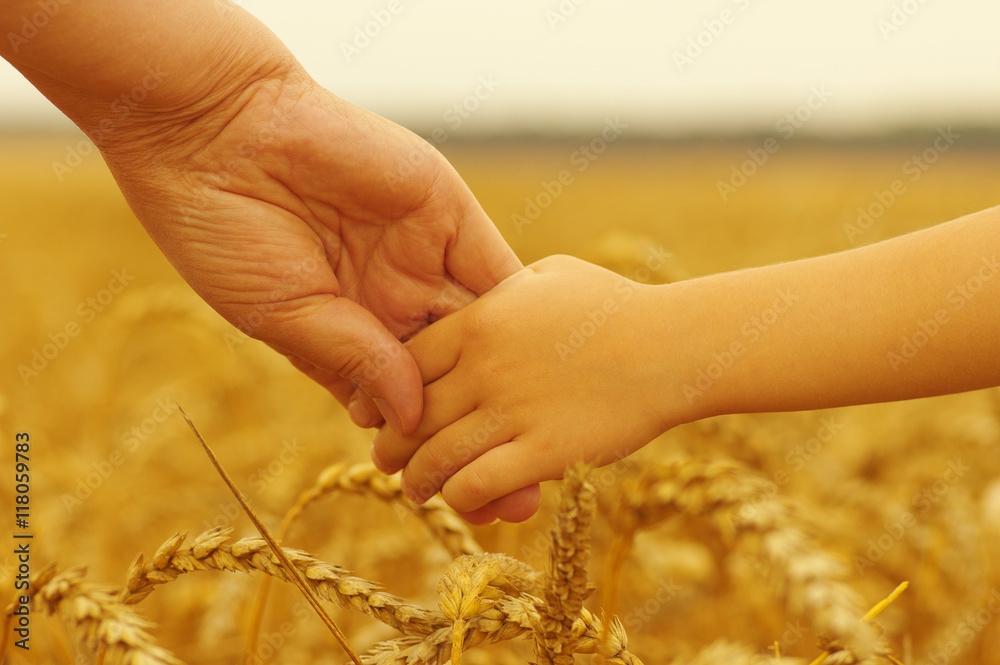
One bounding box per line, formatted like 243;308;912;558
532;462;597;664
5;564;184;665
614;456;880;660
303;463;484;558
437;553;540;664
363;601;643;665
243;463;482;662
122;528;444;637
121;529;640;665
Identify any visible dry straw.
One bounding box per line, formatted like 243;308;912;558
177;407;363;665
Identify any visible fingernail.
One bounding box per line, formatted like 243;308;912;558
369;444;388;473
373;398;402;433
348;398;376;428
401;483;420;504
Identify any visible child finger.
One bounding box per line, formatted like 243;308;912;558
404;312;464;385
370;372;481;473
399;406;515;504
485;484;541;523
454;505;500;526
441;440;555;514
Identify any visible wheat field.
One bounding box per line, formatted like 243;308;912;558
2;133;1000;664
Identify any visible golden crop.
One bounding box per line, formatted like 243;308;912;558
2;135;999;664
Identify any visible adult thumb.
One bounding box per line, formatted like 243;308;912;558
256;295;423;434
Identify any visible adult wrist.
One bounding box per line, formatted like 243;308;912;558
4;1;304;166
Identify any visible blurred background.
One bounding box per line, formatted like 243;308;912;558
4;0;1000;135
3;2;1000;664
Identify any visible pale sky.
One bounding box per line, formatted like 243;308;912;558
2;0;999;135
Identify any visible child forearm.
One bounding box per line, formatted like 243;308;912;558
372;210;999;521
666;206;1000;424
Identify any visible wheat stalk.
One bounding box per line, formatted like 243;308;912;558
810;582;908;665
178;407;363;664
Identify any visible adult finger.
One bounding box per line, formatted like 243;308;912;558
281;352;355;403
370;367;480;474
255;295;423;434
347;391;384;429
351;305;466;431
447;199;523;295
267;344;385;426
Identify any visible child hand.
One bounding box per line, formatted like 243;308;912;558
370;255;676;523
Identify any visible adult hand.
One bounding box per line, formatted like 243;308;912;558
3;0;527;520
99;68;521;434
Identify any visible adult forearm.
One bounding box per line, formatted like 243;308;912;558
665;206;1000;423
1;0;297;147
